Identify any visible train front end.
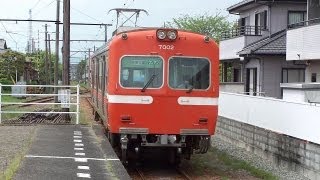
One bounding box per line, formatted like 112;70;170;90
107;28;219;163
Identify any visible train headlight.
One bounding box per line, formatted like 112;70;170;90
156;30;166;40
122;33;128;40
167;30;177;40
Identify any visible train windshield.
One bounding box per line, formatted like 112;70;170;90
169;57;210;90
120;56;163;88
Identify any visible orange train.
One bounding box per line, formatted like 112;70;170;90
90;27;219;164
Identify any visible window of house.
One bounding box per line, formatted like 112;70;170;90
238;16;250;35
255;11;267;30
288;11;307;26
233;68;241;82
312;73;317;82
282;68;305;83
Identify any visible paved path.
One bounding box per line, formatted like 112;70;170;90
14;125;130;180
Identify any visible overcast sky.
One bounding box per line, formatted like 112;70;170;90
0;0;239;62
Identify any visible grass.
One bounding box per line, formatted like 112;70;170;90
214;148;278;180
0;128;37;180
187;147;278;180
1;95;22;103
79;108;89;125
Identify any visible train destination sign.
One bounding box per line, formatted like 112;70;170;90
122;57;162;68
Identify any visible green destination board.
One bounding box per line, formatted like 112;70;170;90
122;57;162;68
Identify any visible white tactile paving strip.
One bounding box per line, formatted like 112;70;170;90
74;131;91;179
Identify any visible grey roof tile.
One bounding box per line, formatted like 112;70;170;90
238;30;286;55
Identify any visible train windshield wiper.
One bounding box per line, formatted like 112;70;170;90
141;74;156;92
186;85;194;93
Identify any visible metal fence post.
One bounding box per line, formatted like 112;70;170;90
0;83;2;124
76;84;80;124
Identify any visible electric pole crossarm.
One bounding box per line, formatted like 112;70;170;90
46;39;106;42
0;19;112;26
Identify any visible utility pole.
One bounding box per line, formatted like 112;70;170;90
54;0;60;102
48;34;52;86
63;0;70;86
62;0;70;120
84;55;87;84
104;25;108;42
44;24;49;92
88;48;91;88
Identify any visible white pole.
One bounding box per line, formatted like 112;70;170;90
15;68;18;83
0;83;2;124
76;84;80;124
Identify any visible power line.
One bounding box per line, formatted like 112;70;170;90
33;0;56;17
31;0;42;10
1;22;18;49
70;7;102;23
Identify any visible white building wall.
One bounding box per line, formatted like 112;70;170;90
219;92;320;144
287;24;320;60
219;36;244;60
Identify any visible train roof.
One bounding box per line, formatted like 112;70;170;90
91;26;214;58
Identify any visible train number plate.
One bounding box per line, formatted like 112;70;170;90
158;45;174;50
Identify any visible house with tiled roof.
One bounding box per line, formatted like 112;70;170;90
220;0;307;98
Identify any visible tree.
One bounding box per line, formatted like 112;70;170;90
76;60;86;82
27;51;60;84
166;13;233;43
0;50;26;84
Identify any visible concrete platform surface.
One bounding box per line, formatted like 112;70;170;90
14;125;130;180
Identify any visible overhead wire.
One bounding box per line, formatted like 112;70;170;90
1;22;18;48
33;0;56;17
70;7;102;23
31;0;42;10
69;5;106;55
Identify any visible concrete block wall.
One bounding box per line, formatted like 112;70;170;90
215;116;320;179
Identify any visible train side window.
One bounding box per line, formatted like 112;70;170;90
169;57;210;90
120;56;163;88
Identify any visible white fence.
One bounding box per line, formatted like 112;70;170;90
219;92;320;144
0;84;80;124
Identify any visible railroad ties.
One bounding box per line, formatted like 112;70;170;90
2;109;72;125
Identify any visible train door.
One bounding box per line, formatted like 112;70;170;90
92;59;95;103
96;58;99;108
101;56;106;116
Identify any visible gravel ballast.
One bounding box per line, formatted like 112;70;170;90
0;126;37;174
212;137;308;180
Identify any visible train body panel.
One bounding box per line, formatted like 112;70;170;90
107;96;218;134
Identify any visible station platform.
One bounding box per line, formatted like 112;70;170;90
14;124;130;180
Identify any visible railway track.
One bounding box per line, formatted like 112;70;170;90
1;97;54;108
1;109;71;125
1;89;89;109
133;166;192;180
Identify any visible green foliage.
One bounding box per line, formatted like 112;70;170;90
77;59;86;82
0;50;26;85
27;51;60;84
166;13;233;43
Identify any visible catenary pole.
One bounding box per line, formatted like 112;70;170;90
54;0;60;102
62;0;70;120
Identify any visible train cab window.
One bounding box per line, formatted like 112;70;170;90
120;56;163;88
169;57;210;90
